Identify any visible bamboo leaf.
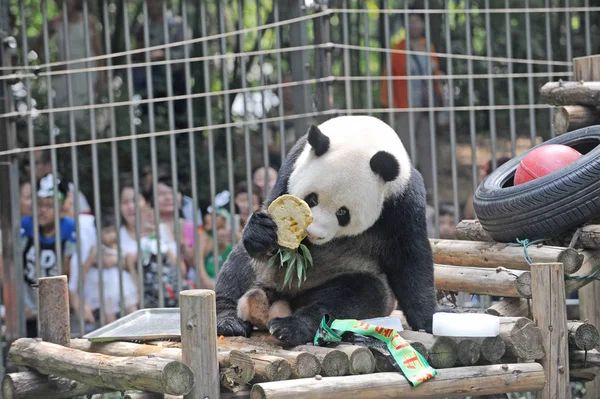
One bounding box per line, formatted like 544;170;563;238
283;260;295;289
297;255;303;287
281;249;293;265
300;244;313;267
268;253;276;268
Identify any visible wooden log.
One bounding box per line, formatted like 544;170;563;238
122;393;183;399
1;371;110;399
578;280;600;398
455;220;494;242
540;81;600;106
180;289;218;399
480;336;506;363
38;275;70;346
429;238;583;274
455;339;481;366
497;317;545;361
487;298;531;318
7;338;194;395
570;349;600;368
570;367;600;383
568;321;600;351
69;338;256;386
531;263;570;399
336;344;375;375
574;54;600;81
292;345;349;377
434;264;531;298
217;339;321;379
565;249;600;294
250;363;546;399
398;331;457;369
553;105;600;136
249;353;292;383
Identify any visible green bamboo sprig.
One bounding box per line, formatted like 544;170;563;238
268;243;313;289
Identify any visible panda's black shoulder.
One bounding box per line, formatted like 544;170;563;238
373;166;428;237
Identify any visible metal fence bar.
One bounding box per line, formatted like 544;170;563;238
424;0;439;235
485;0;497;171
219;0;237;246
363;3;373;116
444;1;460;227
525;0;537;146
102;0;126;319
545;0;555;138
122;1;145;310
257;1;271;205
403;2;416;170
504;0;517;157
383;0;394;130
161;0;184;294
19;0;42;337
0;19;26;343
142;0;165;308
584;0;591;55
342;0;352;113
238;0;254;221
200;0;220;278
82;0;106;326
274;1;287;163
181;0;203;290
59;0;85;334
465;0;478;195
565;0;573;74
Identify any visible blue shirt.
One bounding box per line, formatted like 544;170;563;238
20;216;76;311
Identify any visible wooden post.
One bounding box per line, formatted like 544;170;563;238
38;275;70;346
578;283;600;397
530;263;570;399
180;289;219;399
574;54;600;399
573;55;600;81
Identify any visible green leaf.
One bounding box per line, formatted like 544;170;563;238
268;253;277;268
283;260;295;289
281;249;293;265
300;244;313;267
296;255;304;287
279;249;284;268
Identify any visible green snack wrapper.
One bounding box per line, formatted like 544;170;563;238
314;315;437;386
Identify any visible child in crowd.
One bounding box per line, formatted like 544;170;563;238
81;218;139;325
21;174;76;338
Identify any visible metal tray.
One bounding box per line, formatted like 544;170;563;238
83;308;181;342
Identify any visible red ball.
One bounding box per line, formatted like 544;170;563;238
514;144;582;185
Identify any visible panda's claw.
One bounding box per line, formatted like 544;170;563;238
268;316;314;347
217;315;253;338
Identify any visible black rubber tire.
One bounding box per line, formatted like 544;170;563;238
473;125;600;243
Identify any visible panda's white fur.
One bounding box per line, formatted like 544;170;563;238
288;115;412;244
215;115;438;346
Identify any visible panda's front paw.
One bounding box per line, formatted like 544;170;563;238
268;315;315;346
217;315;253;338
243;210;279;259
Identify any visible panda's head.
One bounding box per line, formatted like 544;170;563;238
288;115;412;245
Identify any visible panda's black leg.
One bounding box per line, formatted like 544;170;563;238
215;245;256;337
267;273;394;346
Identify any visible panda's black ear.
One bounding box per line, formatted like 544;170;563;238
370;151;400;182
307;125;329;156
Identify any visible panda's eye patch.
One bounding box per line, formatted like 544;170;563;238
336;206;350;226
304;193;319;207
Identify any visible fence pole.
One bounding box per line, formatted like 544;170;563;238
180;289;218;399
288;0;312;138
313;0;333;124
0;29;26;355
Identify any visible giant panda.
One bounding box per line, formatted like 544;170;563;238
215;115;437;346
